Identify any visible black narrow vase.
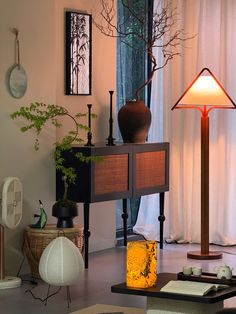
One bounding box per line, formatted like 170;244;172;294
118;100;152;143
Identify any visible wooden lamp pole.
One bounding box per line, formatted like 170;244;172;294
187;108;222;259
201;111;210;255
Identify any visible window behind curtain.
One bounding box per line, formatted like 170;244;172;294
116;0;150;114
116;0;152;233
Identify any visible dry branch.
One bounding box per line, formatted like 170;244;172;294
94;0;194;100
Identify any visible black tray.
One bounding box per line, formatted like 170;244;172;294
177;272;236;285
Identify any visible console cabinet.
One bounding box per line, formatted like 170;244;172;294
56;142;169;268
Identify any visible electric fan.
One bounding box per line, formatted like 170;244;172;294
0;177;23;289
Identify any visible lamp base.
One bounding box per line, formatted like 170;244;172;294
0;276;21;289
187;250;222;260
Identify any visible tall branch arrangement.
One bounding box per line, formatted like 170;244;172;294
94;0;193;100
11;102;98;198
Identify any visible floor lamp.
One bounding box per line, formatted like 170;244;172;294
172;68;236;260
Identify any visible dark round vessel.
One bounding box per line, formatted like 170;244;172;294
118;100;152;143
52;199;78;228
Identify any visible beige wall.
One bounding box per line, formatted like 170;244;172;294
55;0;117;252
0;0;116;274
0;0;56;275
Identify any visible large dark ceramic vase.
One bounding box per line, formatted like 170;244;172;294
118;100;151;143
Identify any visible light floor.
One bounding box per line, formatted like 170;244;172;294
2;243;236;314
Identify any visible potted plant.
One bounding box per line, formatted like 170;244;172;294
11;102;97;228
94;0;192;142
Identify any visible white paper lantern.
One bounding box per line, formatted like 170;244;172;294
39;236;84;286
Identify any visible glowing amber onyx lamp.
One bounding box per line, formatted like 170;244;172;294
172;68;236;260
126;241;157;288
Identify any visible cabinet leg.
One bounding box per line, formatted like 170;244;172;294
83;203;90;269
158;192;165;249
122;199;128;246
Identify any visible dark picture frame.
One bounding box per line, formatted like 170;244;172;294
65;11;92;95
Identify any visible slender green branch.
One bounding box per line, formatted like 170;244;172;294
11;102;98;197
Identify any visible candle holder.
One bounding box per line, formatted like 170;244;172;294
106;90;116;146
85;104;94;146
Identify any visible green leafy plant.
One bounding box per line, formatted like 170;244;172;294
11;102;97;199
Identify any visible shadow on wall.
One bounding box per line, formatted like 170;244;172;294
95;104;111;143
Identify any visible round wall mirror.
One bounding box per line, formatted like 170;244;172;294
8;65;27;99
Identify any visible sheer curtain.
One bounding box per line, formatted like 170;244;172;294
134;0;236;245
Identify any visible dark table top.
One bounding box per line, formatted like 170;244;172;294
111;273;236;304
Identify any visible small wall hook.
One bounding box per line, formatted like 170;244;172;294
11;27;19;38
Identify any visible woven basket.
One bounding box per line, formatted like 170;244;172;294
23;224;84;278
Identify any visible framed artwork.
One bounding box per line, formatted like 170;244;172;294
65;11;92;95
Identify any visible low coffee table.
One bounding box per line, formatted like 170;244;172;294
111;273;236;314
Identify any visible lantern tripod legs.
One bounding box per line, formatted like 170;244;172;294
66;286;71;308
45;284;51;305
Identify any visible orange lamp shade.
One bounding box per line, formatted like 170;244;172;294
172;68;236;111
126;241;157;288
